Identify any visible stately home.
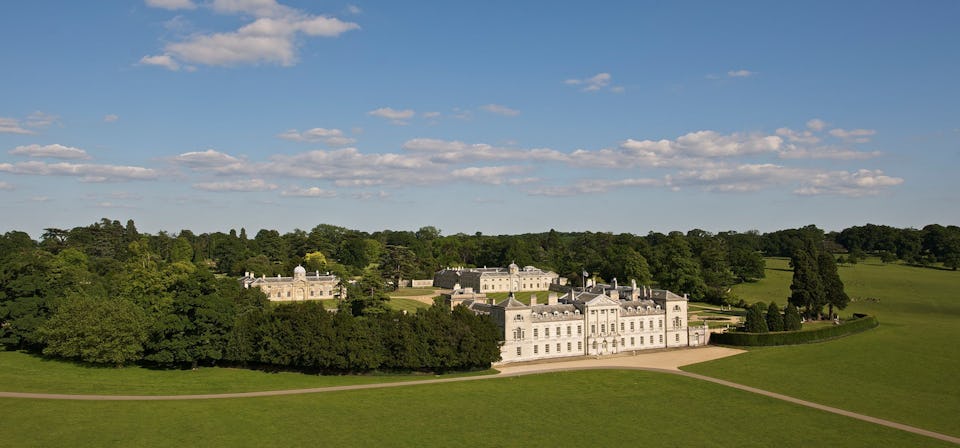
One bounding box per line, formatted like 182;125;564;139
241;266;342;302
434;263;566;292
461;279;709;363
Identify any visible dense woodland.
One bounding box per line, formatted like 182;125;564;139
1;219;958;369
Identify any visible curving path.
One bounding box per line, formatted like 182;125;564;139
1;347;957;445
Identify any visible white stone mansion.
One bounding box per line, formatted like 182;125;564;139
434;263;566;293
241;266;342;302
462;279;709;363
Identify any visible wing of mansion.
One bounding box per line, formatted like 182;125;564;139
442;265;710;364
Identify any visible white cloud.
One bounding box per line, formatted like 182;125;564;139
9;144;91;160
564;72;623;92
145;0;196;10
173;149;243;167
194;178;277;191
0;118;35;135
450;166;529;185
423;111;441;119
281;186;337;197
346;4;362;14
727;69;755;78
352;190;390;200
806;118;828;131
142;1;359;69
368;107;415;124
0;161;158;182
795;169;903;196
829;128;876;143
480;104;520;116
617;131;782;160
278;127;356;146
103;114;119;123
0;181;14;191
0;112;58;134
25;112;58;128
140;54;181;71
779;144;881;160
775;127;820;144
530;178;662;196
402;138;566;163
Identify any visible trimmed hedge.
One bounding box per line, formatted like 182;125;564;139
711;315;878;346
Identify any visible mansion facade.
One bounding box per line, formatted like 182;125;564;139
241;266;342;302
434;263;566;293
462;279;709;363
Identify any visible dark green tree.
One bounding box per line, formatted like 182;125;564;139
39;296;149;367
818;251;850;318
744;302;769;333
765;302;784;332
783;303;803;331
789;248;825;319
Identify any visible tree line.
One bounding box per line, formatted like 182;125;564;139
2;218;956;368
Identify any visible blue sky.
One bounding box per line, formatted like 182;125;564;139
1;1;958;237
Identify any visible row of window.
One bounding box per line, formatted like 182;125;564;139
273;290;332;298
532;325;582;338
589;319;663;335
516;333;681;357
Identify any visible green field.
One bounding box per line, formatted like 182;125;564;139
2;370;951;447
388;287;440;297
385;297;431;312
687;258;960;437
0;351;494;395
486;290;553;305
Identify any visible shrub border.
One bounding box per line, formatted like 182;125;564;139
711;314;878;346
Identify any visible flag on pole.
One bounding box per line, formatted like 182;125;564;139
582;270;588;278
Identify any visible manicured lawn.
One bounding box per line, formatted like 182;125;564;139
687;258;960;437
386;297;431;312
486;290;553;305
2;370;951;447
0;351;494;395
388;287;439;297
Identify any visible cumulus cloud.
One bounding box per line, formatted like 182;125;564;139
103;114;119;123
480;104;520;116
806;118;828;131
402;138;566;164
829;128;876;143
368;107;415;124
0;117;33;135
0;181;14;191
450;166;530;185
795;169;903;196
145;0;196;10
280;186;337;197
9;144;91;160
140;54;181;71
0;161;158;182
565;72;621;92
345;4;362;14
727;69;755;78
142;0;359;69
530;178;662;196
278;127;356;146
0;112;58;134
173;149;243;167
194;178;277;191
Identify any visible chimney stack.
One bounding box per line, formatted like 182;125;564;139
530;294;538;306
548;292;558;306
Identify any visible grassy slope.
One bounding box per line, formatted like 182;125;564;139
686;258;960;437
486;290;553;305
0;351;494;395
2;370;951;448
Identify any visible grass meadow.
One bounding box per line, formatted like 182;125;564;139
2;370;952;447
3;258;958;446
686;257;960;437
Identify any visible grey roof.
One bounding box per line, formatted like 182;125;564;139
496;296;528;309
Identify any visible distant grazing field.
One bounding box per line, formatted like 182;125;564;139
2;370;951;448
687;257;960;437
486;290;552;305
0;351;494;395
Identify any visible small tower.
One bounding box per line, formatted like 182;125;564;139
294;265;307;282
